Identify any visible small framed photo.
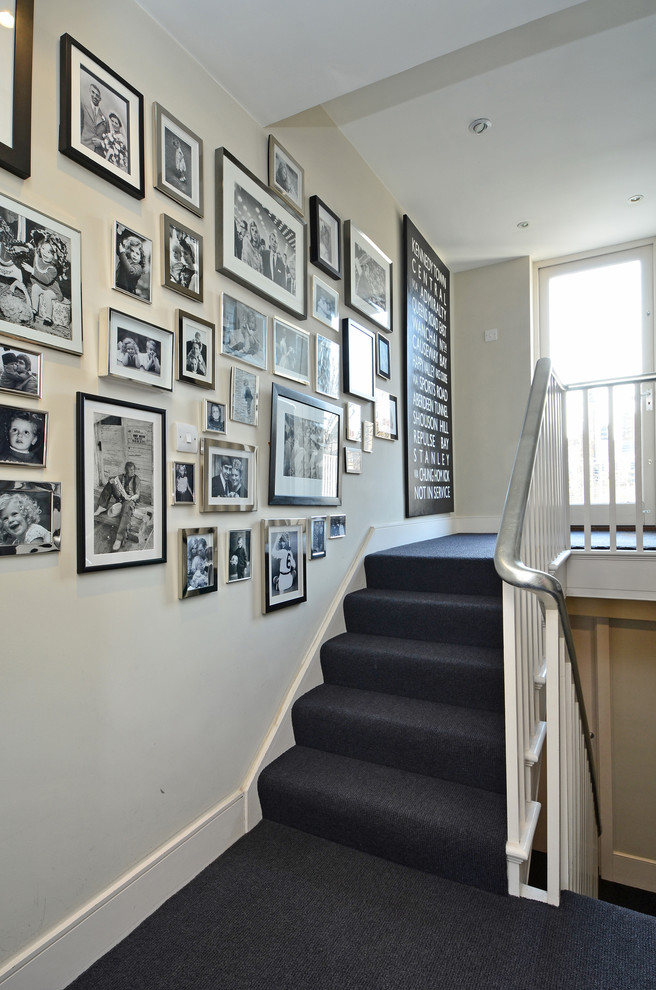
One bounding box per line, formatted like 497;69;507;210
273;318;310;386
230;366;259;426
0;404;47;466
99;308;174;392
377;332;391;380
0;191;83;355
309;515;327;560
312;275;339;332
344;448;362;474
0;481;60;555
201;438;257;512
172;461;195;505
315;334;340;400
269;383;342;506
343;318;376;400
262;518;307;613
0;344;42;398
329;514;346;539
178;311;215;389
375;388;399;440
220;293;267;371
309;196;341;280
59;34;145;199
162;214;202;302
203;399;226;434
346;402;362;442
153;102;203;217
179;527;217;599
113;221;152;303
227;528;252;582
363;420;374;452
268;136;304;215
76;392;166;573
345;221;392;331
0;0;33;180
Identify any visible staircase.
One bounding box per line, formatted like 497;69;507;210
258;533;509;896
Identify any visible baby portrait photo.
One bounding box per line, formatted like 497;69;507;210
113;221;152;302
0;481;61;555
0;404;47;466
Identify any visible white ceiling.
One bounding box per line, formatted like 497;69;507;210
136;0;656;272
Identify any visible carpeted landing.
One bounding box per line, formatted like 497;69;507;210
66;820;656;990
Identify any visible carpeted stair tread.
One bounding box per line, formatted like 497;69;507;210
258;745;508;894
365;534;501;596
321;632;504;712
292;684;506;793
344;587;503;648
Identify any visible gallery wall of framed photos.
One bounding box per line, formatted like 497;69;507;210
0;2;451;978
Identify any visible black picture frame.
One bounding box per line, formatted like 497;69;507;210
179;527;217;599
269;383;342;506
308;515;327;560
262;518;307;613
76;392;166;573
342;317;376;401
309;195;341;280
59;34;145;200
172;461;196;505
377;332;391;380
0;0;33;179
177;310;215;389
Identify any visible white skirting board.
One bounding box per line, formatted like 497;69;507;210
0;793;244;990
608;851;656;894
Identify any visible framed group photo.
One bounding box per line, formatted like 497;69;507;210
273;318;310;386
345;221;392;331
309;196;341;280
113;221;152;303
153;102;203;217
178;311;215;389
215;147;307;320
200;438;257;512
179;527;217;599
269;383;342;506
76;392;166;573
99;308;174;391
0;403;47;466
0;191;83;355
343;318;376;401
262;518;307;613
0;343;42;398
268;136;304;215
162;214;202;302
227;528;251;583
59;33;145;199
0;0;33;180
220;292;267;371
0;480;61;556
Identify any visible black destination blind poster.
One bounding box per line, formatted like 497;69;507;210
403;216;453;516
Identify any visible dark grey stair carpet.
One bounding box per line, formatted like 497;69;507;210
365;533;501;596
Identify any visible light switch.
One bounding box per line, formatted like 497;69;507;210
175;423;198;453
484;328;498;342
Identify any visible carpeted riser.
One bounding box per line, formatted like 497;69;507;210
292;685;506;794
365;554;501;597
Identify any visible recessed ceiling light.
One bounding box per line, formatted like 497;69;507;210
628;194;644;203
469;118;491;135
517;221;529;229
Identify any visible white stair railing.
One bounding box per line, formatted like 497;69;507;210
495;358;601;906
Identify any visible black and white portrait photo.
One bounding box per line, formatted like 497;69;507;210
270;527;298;597
211;453;249;500
0;344;42;398
309;515;327;560
329;514;346;538
227;528;251;582
221;293;267;370
354;242;386;314
172;461;195;504
204;400;226;434
113;221;151;302
186;532;214;589
309;196;341;281
154;104;203;217
163;215;202;301
230;366;258;427
201;439;256;512
268;136;304;215
0;481;60;555
315;334;340;400
164;128;191;196
273;319;310;385
79;65;130;172
262;519;307;613
312;276;339;331
0;404;47;466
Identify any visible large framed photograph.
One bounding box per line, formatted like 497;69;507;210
0;480;60;555
162;214;202;302
312;275;339;332
227;527;251;583
0;343;42;398
315;334;340;400
268;136;304;215
375;388;399;440
0;191;82;355
76;392;166;573
273;318;310;386
0;403;47;466
178;310;215;389
200;438;257;512
215;147;307;320
171;460;195;505
269;383;342;506
230;366;259;426
99;308;174;391
309;196;341;280
377;332;391;380
345;221;392;331
262;519;307;613
153;102;203;217
179;527;217;599
59;34;145;199
309;515;327;560
203;399;226;434
220;292;267;371
0;0;33;179
343;318;375;400
113;221;152;303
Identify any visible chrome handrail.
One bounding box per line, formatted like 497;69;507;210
494;357;602;835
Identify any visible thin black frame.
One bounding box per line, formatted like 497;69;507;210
153;102;203;217
262;518;307;613
0;0;33;179
171;461;196;505
179;527;218;599
342;318;376;401
309;195;341;280
308;515;327;560
59;34;145;199
269;383;342;506
177;310;215;389
76;391;166;573
377;331;391;380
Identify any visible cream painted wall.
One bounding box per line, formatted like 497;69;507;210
0;0;443;967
